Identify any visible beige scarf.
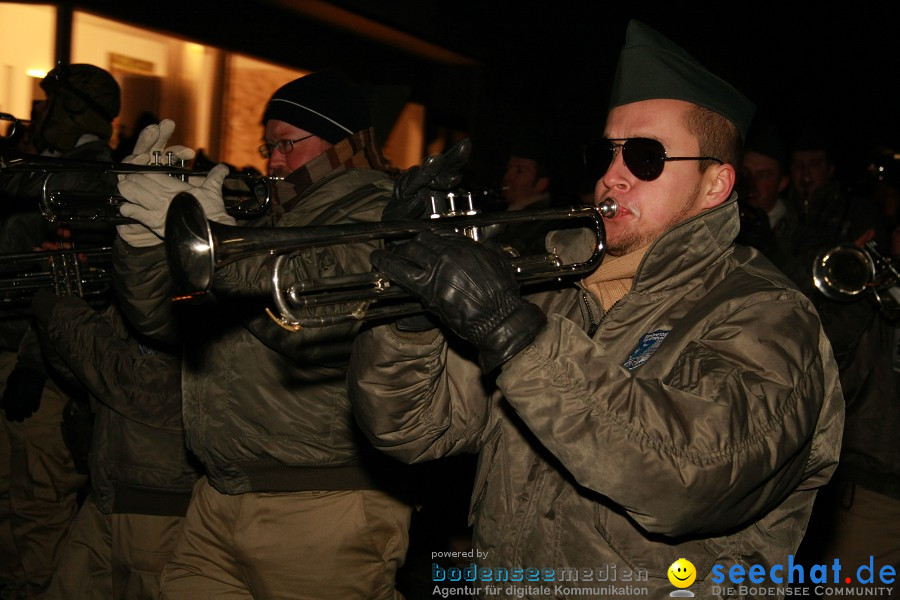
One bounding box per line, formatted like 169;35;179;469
580;246;648;311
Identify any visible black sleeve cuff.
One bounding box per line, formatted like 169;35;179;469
478;301;547;373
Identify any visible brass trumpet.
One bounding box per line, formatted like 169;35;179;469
38;170;276;223
164;192;608;329
2;149;279;222
813;240;900;321
0;246;112;306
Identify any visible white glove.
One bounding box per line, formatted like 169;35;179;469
120;119;195;168
117;163;235;247
116;119;214;247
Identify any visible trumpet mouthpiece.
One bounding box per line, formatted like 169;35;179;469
598;198;618;218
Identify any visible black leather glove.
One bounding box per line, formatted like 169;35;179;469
370;231;547;372
382;139;472;332
383;138;472;221
1;366;46;422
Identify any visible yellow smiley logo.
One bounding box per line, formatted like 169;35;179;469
668;558;697;588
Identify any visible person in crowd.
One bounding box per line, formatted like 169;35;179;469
0;63;120;599
29;289;199;600
787;129;889;262
347;20;844;598
111;69;430;599
776;128;900;589
0;63;120;215
735;124;811;291
499;130;553;212
809;266;900;594
483;129;566;258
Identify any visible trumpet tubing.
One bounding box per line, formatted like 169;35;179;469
0;112;29;141
40;172;275;224
164;192;607;329
0;247;113;306
1;149;278;222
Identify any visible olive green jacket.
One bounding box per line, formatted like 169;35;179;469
33;297;197;515
349;198;844;599
114;164;399;495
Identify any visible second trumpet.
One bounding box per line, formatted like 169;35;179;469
164;192;607;329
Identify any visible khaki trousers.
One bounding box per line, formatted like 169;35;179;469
821;484;900;578
43;495;185;600
0;352;25;589
160;477;412;600
3;374;86;597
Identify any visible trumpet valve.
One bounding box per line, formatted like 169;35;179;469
429;191;482;240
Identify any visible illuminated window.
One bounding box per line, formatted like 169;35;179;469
0;3;55;120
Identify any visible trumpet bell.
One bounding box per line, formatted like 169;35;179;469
165;192;216;296
813;243;874;301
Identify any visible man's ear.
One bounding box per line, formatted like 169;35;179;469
700;163;736;209
535;176;550;193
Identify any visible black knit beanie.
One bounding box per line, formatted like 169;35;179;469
262;70;371;144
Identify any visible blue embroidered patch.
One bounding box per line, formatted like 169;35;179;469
623;329;670;370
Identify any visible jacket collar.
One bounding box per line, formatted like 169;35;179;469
632;193;740;292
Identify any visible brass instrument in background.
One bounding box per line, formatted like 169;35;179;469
813;240;900;322
0;247;112;306
0;112;30;141
164;191;609;330
1;112;278;222
36;167;276;224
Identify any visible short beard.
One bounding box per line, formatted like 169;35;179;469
607;182;701;256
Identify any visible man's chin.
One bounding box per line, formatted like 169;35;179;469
605;232;648;257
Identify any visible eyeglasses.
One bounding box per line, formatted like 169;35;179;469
258;134;315;159
583;137;723;182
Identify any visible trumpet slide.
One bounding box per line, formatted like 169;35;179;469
164;192;607;329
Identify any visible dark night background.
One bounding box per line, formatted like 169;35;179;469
67;0;900;193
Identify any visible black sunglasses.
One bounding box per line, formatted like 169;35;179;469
583;137;723;182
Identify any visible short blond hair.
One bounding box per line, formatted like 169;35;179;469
683;105;742;171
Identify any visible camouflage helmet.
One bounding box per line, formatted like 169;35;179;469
36;64;120;152
41;64;121;122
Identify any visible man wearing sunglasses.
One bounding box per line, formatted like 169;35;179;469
348;20;843;598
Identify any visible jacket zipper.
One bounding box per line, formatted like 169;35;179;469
582;290;601;338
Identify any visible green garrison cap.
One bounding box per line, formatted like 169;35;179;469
609;20;755;140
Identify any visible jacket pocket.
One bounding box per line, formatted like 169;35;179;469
593;501;722;580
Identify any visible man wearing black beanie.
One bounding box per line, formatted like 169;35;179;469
112;70;414;599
